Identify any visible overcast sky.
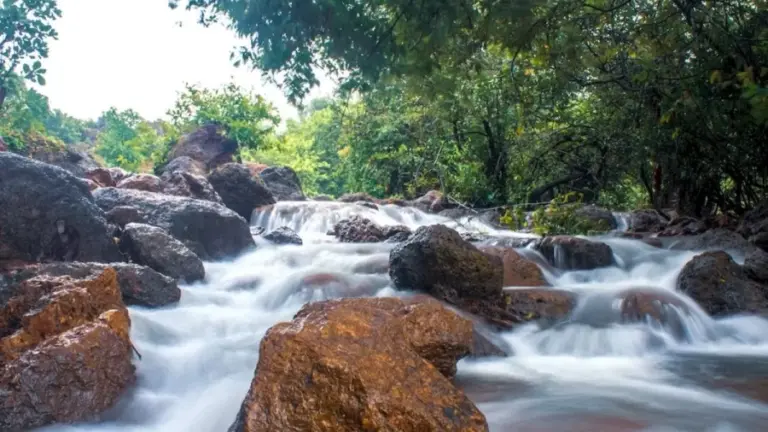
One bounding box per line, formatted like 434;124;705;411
39;0;335;122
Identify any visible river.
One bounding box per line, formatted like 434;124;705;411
41;201;768;431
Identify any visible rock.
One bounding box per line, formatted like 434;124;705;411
356;200;379;210
677;251;768;317
229;297;487;432
243;162;269;177
161;170;222;203
504;288;576;324
627;209;666;233
208;163;276;220
0;268;135;431
167;124;237;171
658;216;708;237
390;225;503;302
575;205;617;230
750;231;768;252
410;190;455;213
120;223;205;283
738;201;768;252
615;232;664;248
376;197;409;206
116;173;164;193
480;247;548;287
337;192;376;203
162;156;207;177
86;167;115;187
4;261;181;308
108;167;131;184
745;248;768;283
533;236;615;270
312;194;334;201
332;216;410;243
669;228;751;252
31;147;101;178
617;287;690;328
105;205;145;227
385;231;411;243
93;187;255;260
83;178;99;191
0;137;7;152
0;152;122;263
259;166;305;201
262;226;303;246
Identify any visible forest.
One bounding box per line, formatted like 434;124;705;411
2;0;767;217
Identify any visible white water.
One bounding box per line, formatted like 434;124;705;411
42;202;768;432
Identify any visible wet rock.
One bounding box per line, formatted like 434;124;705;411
614;232;664;248
167;124;237;171
351;255;390;274
116;173;164;193
738;201;768;252
627;209;666;233
161;170;222;203
337;192;376;203
208;163;275;220
332;216;409;243
375;197;408;206
410;190;455;213
668;228;751;252
617;287;690;332
259;166;305;201
677;251;768;317
750;231;768;252
0;268;135;431
0;152;122;263
384;230;411;243
480;247;547;287
120;223;205;283
504;288;576;324
658;216;708;237
161;156;207;177
93;187;254;260
105;205;145;227
86;167;115;187
390;225;504;302
470;327;509;358
262;226;303;246
745;248;768;283
575;205;617;230
312;194;333;201
5;261;181;308
229;297;487;432
533;236;615;271
356;200;379;210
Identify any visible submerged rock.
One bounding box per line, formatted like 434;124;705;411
533;236;615;270
229;297;487;432
259;166;305;201
93;187;254;260
0;152;122;263
262;226;303;246
0;268;135;431
504;288;576;324
120;223;205;282
677;251;768;317
208;163;275;220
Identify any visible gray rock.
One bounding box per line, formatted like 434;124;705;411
669;229;751;253
533;236;615;270
0;152;122;263
259;166;305;201
208;163;275;220
161;170;222;203
93;188;255;260
627;209;666;233
121;223;205;282
105;206;145;227
116;174;164;193
166;124;237;171
263;226;303;246
162;156;208;177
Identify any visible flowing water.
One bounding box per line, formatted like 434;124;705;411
41;202;768;432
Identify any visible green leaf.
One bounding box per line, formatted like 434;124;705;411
37;75;46;85
33;60;41;70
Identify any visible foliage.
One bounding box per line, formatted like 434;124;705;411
0;0;62;107
502;193;612;236
94;108;170;172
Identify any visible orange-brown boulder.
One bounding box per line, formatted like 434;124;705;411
229;297;488;432
0;268;136;431
116;173;164;192
504;288;576;323
480;246;547;287
86;167;115;187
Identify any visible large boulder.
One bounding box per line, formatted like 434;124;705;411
533;236;615;270
162;156;208;177
2;261;181;308
229;297;487;432
93;188;255;260
116;173;164;193
627;209;666;233
677;251;768;317
262;226;303;246
480;247;548;287
259;166;305;201
575;205;617;230
0;153;122;263
161;170;222;203
166;124;237;171
120;223;205;283
332;216;410;243
31;147;101;178
658;216;708;237
669;228;751;252
208;163;276;220
0;268;135;431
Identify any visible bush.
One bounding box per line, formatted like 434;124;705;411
502;192;612;235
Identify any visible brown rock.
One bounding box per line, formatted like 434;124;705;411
83;178;99;191
410;190;455;213
0;268;136;431
108;167;131;184
86;167;115;187
229;297;487;432
332;216;408;243
117;173;164;192
0;136;7;152
533;236;615;270
504;288;576;323
167;124;237;171
480;247;547;287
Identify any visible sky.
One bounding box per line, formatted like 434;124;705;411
39;0;336;122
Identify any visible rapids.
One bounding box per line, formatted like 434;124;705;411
41;201;768;432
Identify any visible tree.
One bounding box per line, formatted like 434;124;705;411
0;0;61;108
94;108;169;172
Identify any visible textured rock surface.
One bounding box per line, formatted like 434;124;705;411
162;156;208;177
533;236;615;270
738;200;768;252
504;288;575;324
658;216;708;237
627;209;666;233
677;251;768;317
262;226;303;245
93;187;254;260
669;228;752;252
259;166;305;201
0;152;122;263
0;268;135;431
86;167;115;187
228;297;487;432
410;190;454;213
116;173;164;193
166;124;237;171
332;216;410;243
337;192;376;203
161;170;222;203
480;247;548;287
121;223;205;282
208;163;276;220
105;205;145;227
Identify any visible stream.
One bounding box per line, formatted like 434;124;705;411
42;201;768;431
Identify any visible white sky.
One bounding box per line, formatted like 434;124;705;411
39;0;336;122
